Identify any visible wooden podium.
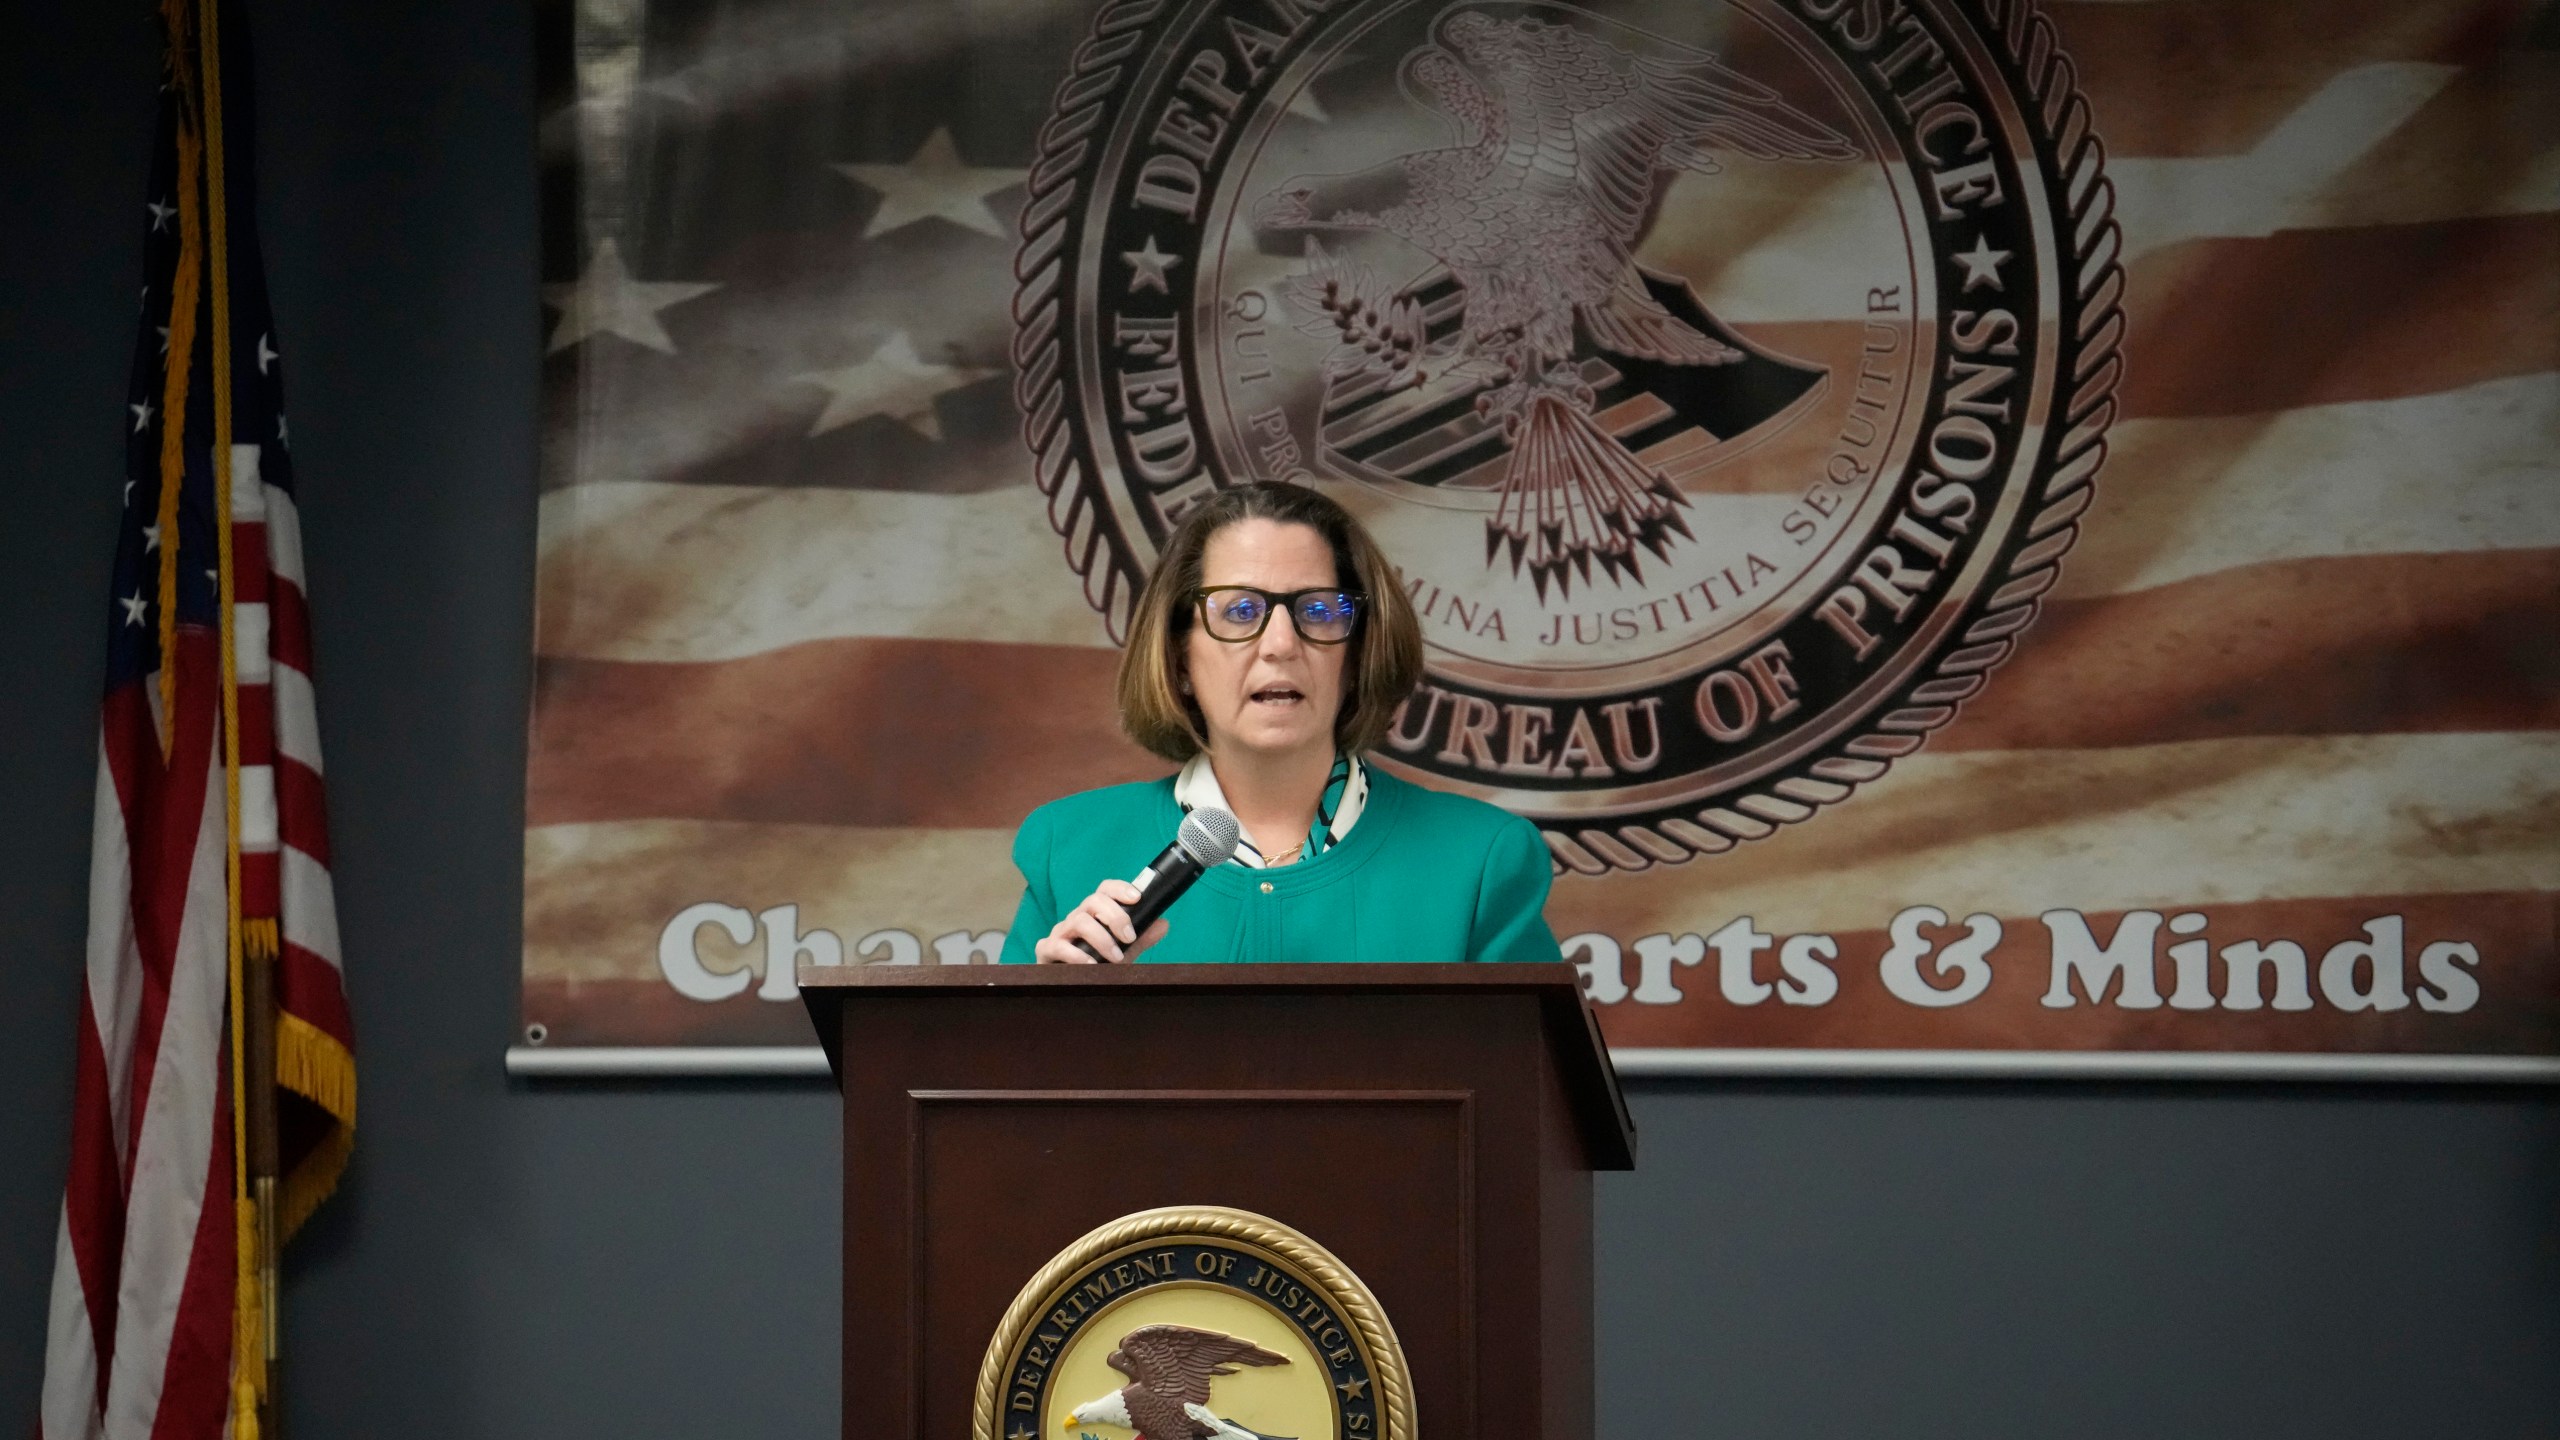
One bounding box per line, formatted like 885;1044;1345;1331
801;962;1634;1440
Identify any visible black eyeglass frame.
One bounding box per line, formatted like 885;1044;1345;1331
1188;586;1368;645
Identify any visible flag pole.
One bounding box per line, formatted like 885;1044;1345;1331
195;0;284;1435
246;941;283;1440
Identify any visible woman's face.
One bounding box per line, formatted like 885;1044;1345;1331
1182;518;1352;764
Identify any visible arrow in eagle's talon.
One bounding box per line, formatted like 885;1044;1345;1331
1635;525;1682;564
1530;560;1564;602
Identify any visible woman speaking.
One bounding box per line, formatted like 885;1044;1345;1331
1000;482;1561;966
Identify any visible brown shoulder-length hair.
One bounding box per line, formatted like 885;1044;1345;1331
1117;483;1424;763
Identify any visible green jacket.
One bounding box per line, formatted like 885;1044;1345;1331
998;766;1561;965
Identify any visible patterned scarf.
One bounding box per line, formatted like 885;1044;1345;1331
1173;753;1368;868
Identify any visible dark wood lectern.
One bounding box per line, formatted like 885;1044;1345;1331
801;962;1634;1440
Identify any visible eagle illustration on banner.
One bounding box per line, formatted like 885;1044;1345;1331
1253;10;1857;597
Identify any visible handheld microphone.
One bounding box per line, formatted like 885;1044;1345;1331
1074;806;1242;960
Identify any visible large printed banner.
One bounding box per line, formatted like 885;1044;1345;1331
523;0;2559;1071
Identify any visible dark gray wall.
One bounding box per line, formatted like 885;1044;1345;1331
5;3;2556;1436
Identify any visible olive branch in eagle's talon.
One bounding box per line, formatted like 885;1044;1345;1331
1281;240;1438;396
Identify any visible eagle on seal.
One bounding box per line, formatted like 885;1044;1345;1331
1252;7;1856;596
1064;1324;1293;1440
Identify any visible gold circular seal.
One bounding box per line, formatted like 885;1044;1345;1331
974;1207;1416;1440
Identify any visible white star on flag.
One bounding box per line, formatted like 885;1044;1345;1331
793;332;998;440
834;128;1026;239
130;399;154;432
148;198;175;231
1286;52;1367;125
120;592;148;626
144;524;162;552
542;238;721;354
258;332;279;374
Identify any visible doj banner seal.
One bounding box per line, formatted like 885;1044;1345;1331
1014;0;2122;869
974;1206;1415;1440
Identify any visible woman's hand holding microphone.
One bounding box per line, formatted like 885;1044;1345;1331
1033;880;1169;963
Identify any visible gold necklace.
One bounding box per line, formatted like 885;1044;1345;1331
1266;842;1304;867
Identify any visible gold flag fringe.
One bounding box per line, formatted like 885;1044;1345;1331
275;1013;358;1242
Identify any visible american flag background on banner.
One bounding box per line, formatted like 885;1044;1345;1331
43;2;356;1435
519;0;2557;1068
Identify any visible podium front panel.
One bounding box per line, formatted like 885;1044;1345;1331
807;965;1628;1440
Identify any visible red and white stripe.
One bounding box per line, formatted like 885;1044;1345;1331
42;623;237;1440
234;447;353;1052
42;441;351;1439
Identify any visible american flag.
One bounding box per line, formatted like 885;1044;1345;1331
520;0;2556;1057
42;2;355;1435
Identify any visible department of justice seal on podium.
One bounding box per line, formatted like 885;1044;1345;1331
1015;0;2122;869
974;1207;1415;1440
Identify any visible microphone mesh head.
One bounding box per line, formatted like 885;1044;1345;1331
1177;807;1243;868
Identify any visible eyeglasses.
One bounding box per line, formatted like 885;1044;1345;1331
1192;587;1364;644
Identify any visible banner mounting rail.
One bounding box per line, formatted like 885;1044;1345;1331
502;1046;2560;1084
